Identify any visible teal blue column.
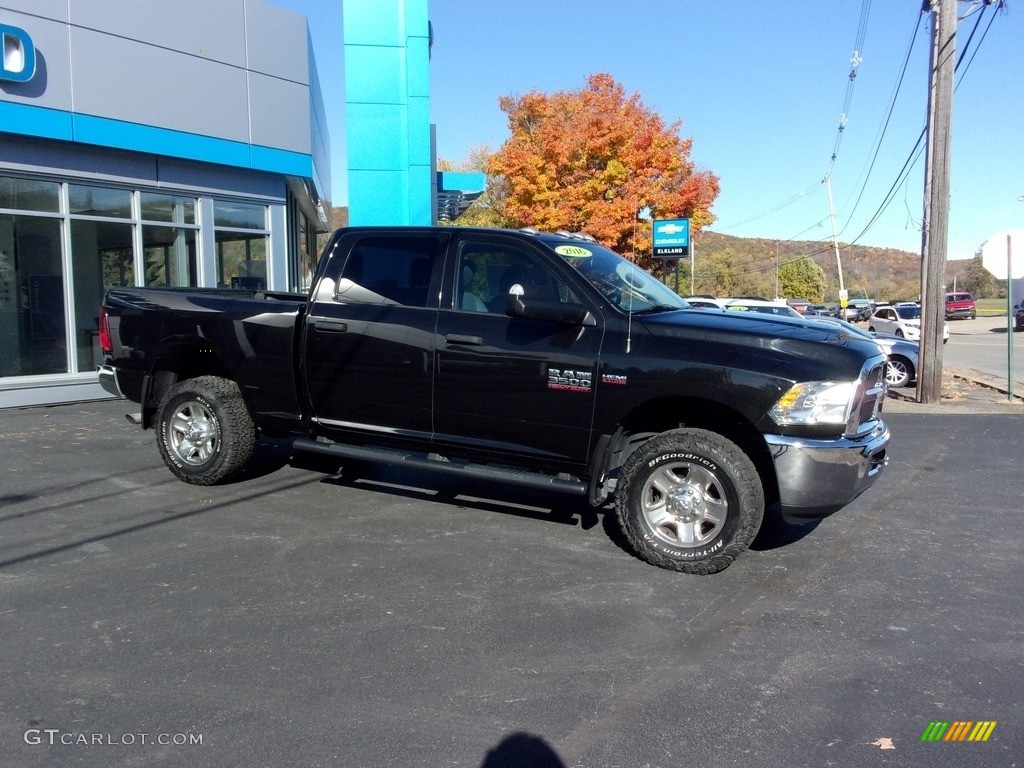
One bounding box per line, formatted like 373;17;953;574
343;0;431;225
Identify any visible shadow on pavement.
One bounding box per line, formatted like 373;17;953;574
480;732;566;768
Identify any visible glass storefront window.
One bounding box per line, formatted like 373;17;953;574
70;220;134;373
214;200;266;229
0;176;60;212
141;193;196;224
0;180;292;391
68;184;131;218
216;232;268;289
296;214;315;292
144;225;197;288
0;214;67;376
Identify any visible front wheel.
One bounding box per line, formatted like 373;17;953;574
885;355;914;388
156;376;257;485
615;429;764;574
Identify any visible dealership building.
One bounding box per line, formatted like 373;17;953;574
0;0;330;408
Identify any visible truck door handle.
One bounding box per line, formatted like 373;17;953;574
445;334;483;346
313;320;348;333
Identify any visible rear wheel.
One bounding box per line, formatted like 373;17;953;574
156;376;256;485
615;429;764;574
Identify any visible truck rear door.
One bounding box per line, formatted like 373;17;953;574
302;231;448;444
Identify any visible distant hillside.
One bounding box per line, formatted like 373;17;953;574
319;212;975;300
695;231;971;302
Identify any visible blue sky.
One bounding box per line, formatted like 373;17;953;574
279;0;1022;260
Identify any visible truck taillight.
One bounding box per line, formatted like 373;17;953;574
98;307;112;357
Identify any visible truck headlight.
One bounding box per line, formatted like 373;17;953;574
769;381;856;426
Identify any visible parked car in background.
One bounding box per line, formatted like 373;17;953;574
1016;302;1024;332
944;291;976;320
722;298;803;318
805;304;831;316
817;316;919;388
875;334;919;388
786;298;811;314
845;299;873;321
683;296;725;310
868;304;949;342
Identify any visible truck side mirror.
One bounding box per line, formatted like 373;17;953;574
505;292;596;327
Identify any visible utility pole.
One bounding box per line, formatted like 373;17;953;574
917;0;957;403
825;176;847;296
775;241;780;299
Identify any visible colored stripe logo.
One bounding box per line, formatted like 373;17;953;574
921;721;997;742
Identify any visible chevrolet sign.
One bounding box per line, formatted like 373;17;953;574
652;218;690;257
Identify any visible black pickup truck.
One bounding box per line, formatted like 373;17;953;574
99;226;890;574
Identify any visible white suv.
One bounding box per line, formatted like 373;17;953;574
868;304;949;342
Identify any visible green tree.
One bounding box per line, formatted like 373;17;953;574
779;257;827;302
961;252;997;298
694;248;739;297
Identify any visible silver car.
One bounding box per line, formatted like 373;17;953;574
815;316;919;387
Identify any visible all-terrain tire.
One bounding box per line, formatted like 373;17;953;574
615;429;764;574
155;376;257;485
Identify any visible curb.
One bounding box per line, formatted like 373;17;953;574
885;368;1024;412
948;368;1024;403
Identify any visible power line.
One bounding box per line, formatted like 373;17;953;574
841;0;1000;248
834;11;926;242
713;1;1004;252
825;0;873;179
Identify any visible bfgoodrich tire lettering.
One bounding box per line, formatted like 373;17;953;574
156;376;256;485
615;429;764;574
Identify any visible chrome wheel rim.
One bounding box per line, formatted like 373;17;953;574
885;359;910;387
640;461;727;548
167;399;219;466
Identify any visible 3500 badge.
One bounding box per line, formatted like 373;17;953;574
548;368;592;393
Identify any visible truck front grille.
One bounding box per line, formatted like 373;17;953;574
850;361;887;436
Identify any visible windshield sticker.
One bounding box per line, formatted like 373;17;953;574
555;245;592;258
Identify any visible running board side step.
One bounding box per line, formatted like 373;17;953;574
292;437;588;496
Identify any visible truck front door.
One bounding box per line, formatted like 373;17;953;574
433;235;603;467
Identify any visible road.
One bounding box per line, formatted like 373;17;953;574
940;315;1024;390
1;399;1021;767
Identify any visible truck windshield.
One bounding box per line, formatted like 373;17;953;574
553;242;689;313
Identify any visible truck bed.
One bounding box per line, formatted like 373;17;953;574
102;287;306;433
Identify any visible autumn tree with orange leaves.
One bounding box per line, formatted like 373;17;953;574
488;73;719;269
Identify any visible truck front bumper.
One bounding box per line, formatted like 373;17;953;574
764;421;889;523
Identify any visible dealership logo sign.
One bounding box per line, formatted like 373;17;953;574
1;24;36;83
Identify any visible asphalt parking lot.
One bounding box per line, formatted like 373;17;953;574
1;398;1021;767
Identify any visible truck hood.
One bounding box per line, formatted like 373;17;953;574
639;309;885;379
